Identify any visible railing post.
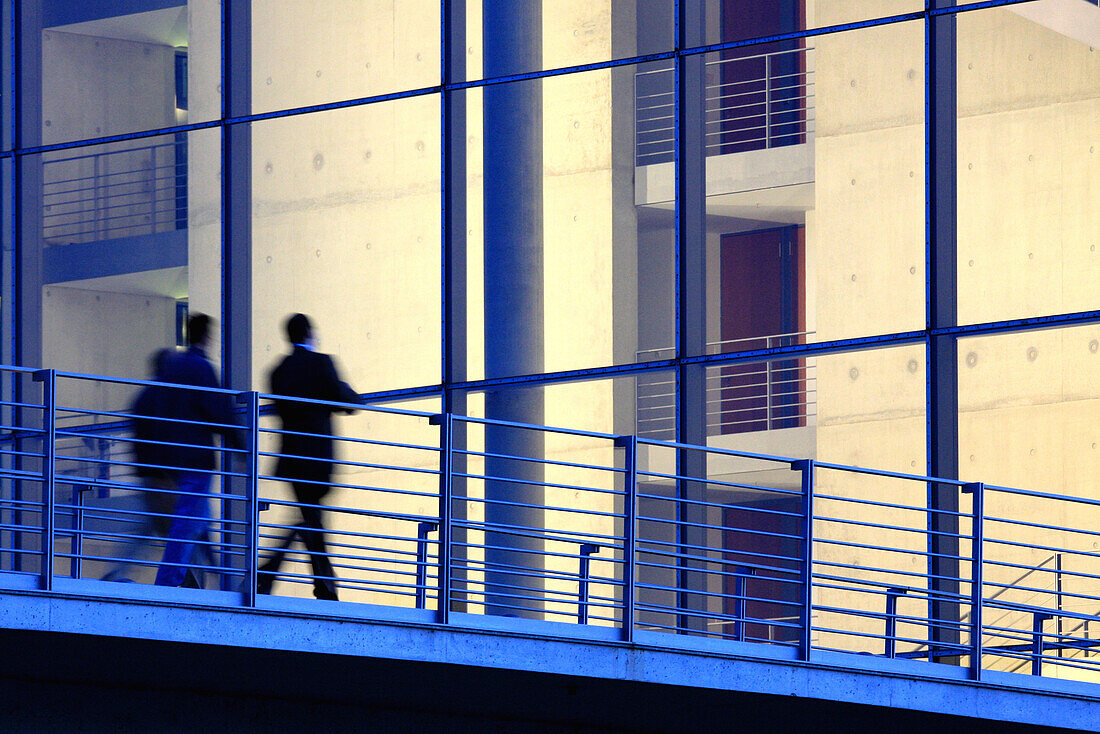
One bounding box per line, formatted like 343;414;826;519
617;435;638;643
33;369;56;590
792;458;814;660
1032;612;1053;676
962;481;984;679
416;521;438;610
238;391;260;607
885;587;909;659
764;53;772;148
734;566;757;642
431;413;454;624
577;543;599;624
71;487;86;579
1055;551;1064;659
765;356;773;431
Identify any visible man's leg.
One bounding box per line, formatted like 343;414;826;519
256;522;298;594
155;472;211;587
293;481;337;600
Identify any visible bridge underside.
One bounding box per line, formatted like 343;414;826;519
0;629;1074;734
0;588;1089;733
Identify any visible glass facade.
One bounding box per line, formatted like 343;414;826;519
2;1;1099;618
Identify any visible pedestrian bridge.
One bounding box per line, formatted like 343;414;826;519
0;366;1097;731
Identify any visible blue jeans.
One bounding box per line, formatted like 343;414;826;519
154;471;212;587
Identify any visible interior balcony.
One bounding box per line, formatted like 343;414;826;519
1010;0;1100;48
633;46;814;226
40;137;189;297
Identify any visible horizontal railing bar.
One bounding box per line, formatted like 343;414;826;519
636;470;800;497
984;483;1100;507
636;535;802;570
257;476;440;502
452;538;624;563
454;447;624;475
449;492;625;521
815;492;972;520
635;557;801;584
454;471;623;498
814;513;973;540
259;424;439;453
257;451;440;479
452;414;620;441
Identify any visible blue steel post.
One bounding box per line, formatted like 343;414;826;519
416;521;437;610
33;368;54;590
734;567;756;643
241;391;260;608
927;0;962;662
885;587;908;659
221;0;252;592
13;3;44;574
1032;612;1053;676
442;0;469;612
793;459;814;660
675;0;709;636
578;543;599;625
433;413;454;624
963;482;984;679
617;435;638;642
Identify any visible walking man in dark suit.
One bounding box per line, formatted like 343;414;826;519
259;313;362;601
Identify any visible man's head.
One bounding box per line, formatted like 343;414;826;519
187;313;212;348
285;313;313;346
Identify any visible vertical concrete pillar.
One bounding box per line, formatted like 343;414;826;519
482;1;545;618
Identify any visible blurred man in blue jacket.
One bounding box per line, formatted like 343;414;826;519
154;313;240;588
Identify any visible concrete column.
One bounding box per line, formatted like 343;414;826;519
482;1;545;618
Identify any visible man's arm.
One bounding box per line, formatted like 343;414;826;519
320;354;363;413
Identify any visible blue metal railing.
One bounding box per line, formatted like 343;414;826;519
0;365;1098;684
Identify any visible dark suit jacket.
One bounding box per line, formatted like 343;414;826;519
158;346;239;471
270;346;362;483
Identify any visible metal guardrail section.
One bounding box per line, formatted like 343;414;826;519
0;365;1098;685
635;46;815;167
636;332;818;440
42;139;187;244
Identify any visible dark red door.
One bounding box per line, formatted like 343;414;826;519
718;226;804;434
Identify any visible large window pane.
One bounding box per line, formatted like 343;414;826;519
250;96;442;394
698;21;924;358
465;61;674;381
959;325;1100;496
252;1;440;114
697;344;925;471
959;325;1100;678
465;1;674;82
458;374;655;621
25;0;218;145
958;5;1100;324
